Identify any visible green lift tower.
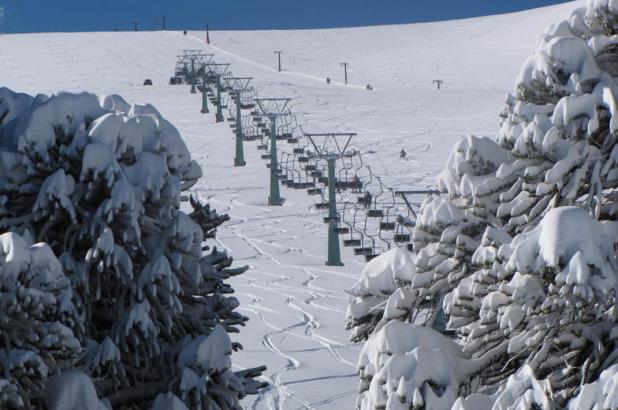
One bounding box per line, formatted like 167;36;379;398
305;132;356;266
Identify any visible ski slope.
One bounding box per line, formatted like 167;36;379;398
0;2;577;408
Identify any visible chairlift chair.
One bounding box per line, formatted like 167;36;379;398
334;203;352;235
307;187;322;195
394;215;413;245
344;207;364;247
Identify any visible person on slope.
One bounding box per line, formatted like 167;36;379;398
364;191;372;208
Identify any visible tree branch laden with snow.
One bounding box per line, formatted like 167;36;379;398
0;88;265;409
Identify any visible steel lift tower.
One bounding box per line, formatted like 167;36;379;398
205;63;230;122
223;77;253;166
176;51;213;94
255;98;292;206
305;132;356;266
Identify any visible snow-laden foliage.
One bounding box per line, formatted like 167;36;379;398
0;232;80;409
346;248;416;341
350;1;618;408
357;321;469;409
0;88;265;408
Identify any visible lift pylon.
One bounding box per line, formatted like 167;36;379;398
205;63;230;122
175;51;214;92
255;98;292;206
223;77;253;166
305;132;357;266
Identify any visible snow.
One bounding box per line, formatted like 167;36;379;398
569;363;618;410
452;393;494;410
0;1;580;407
357;321;468;409
177;325;232;374
43;371;108;410
152;392;190;410
346;248;416;340
492;366;553;409
507;206;617;299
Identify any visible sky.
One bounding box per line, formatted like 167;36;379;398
0;0;574;33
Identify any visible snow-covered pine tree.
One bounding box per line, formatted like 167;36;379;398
0;88;265;409
0;232;81;409
351;1;618;408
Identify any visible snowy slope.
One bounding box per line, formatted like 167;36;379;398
0;2;578;408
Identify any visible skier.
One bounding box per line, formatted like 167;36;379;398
364;191;372;208
400;147;407;160
326;77;331;84
352;175;361;193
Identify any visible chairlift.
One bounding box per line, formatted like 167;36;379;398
394;214;413;245
335;203;352;235
344;206;364;247
344;238;362;247
394;233;411;243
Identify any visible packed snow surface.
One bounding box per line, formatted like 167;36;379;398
0;1;578;407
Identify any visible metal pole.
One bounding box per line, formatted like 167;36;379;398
326;156;343;266
234;92;246;166
215;76;223;122
275;51;282;71
206;25;210;44
190;60;197;94
162;15;166;30
200;75;209;113
268;115;284;205
340;63;348;85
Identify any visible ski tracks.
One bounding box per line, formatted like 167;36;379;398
201;189;360;408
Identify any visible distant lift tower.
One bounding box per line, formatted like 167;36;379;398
274;50;283;71
223;77;253;167
177;51;213;94
194;56;216;113
340;62;349;85
255;98;292;206
205;63;230;122
306;132;356;266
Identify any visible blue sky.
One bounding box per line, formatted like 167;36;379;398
1;0;573;33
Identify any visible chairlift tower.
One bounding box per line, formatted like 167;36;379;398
306;132;356;266
177;51;213;94
223;77;253;167
206;63;230;122
200;70;210;113
190;59;197;93
255;98;291;206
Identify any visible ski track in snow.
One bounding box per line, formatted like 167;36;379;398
0;4;577;407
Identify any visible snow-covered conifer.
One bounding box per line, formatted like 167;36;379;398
350;1;618;407
0;88;265;408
